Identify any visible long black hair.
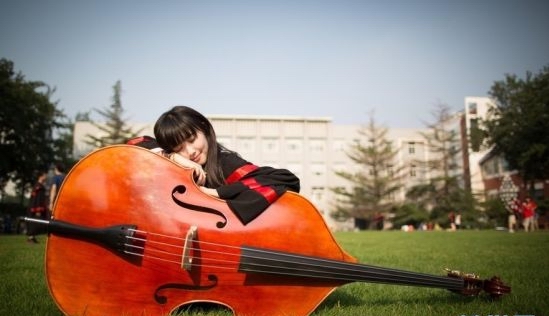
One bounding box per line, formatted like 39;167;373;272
154;106;225;187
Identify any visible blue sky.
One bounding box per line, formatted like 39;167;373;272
2;0;548;128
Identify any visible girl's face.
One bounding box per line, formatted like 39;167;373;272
173;131;209;166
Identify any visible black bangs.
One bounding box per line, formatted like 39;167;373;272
158;121;197;152
154;106;205;152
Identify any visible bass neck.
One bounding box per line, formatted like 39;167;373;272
238;245;464;291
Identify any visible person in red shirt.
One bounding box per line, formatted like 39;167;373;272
128;105;300;224
521;197;537;232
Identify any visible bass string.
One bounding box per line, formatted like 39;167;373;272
124;228;463;289
124;240;240;268
125;228;243;269
124;242;461;288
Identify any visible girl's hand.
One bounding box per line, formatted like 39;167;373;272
199;187;219;197
168;153;207;186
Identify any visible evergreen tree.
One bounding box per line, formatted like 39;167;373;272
331;114;404;229
418;104;461;197
406;103;476;226
85;80;142;148
75;111;92;122
50;118;76;171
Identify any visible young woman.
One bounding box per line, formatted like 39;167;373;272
49;163;66;211
27;172;48;243
127;106;300;224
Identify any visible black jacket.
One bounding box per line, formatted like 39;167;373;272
216;149;300;223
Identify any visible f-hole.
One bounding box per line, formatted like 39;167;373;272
171;185;227;228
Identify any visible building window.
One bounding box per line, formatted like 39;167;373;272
309;138;325;153
237;137;255;153
332;139;345;152
311;186;325;204
408;142;415;154
469;118;483;152
468;102;478;115
310;163;326;177
482;158;499;176
501;158;511;172
470;118;478;129
286;138;302;153
261;137;279;153
410;164;417;177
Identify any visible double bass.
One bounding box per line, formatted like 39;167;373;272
28;145;510;316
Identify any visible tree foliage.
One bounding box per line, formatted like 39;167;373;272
485;65;549;183
331;113;404;226
419;104;461;193
84;80;142;149
480;197;508;228
75;111;92;122
392;203;429;228
0;58;71;197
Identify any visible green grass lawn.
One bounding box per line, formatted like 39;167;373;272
1;230;548;316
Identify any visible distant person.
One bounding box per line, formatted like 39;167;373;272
373;212;384;230
508;197;521;233
49;163;66;212
448;211;456;231
533;208;540;230
455;212;462;230
27;172;48;243
522;197;537;232
3;213;12;234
